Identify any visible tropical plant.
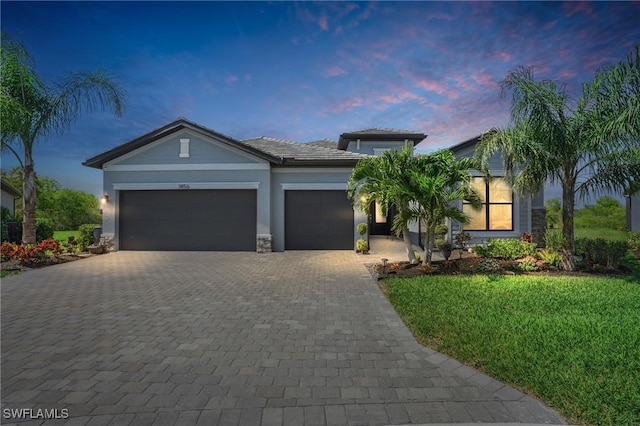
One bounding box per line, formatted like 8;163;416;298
545;198;562;229
348;145;419;263
476;46;640;269
0;33;126;244
399;149;483;266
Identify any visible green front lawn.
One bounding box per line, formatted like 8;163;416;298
382;274;640;426
53;230;78;243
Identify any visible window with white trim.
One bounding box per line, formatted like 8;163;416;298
179;138;190;158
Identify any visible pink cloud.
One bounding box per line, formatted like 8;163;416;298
225;75;239;85
415;78;447;94
318;13;329;31
558;69;577;79
323;66;347;78
379;89;426;105
492;51;512;62
543;20;558;30
563;1;596;17
332;96;366;113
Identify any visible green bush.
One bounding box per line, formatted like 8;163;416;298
474;258;503;274
356;222;368;236
575;237;628;270
514;257;538;272
356;238;369;252
35;218;54;242
544;228;565;252
77;224;99;251
473;238;537;260
435;224;448;236
539;249;563;267
629;232;640;251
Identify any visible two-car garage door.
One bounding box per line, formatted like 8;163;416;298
118;189;354;251
119;190;256;251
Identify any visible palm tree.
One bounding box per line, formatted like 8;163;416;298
401;150;482;266
476;46;640;269
347;145;419;263
1;33;126;244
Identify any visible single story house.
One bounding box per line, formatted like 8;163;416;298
1;178;21;216
83;118;424;251
83;118;543;252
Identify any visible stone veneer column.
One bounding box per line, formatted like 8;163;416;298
531;208;546;247
256;234;272;253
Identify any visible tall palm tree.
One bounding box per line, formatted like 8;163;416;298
401;150;482;266
476;46;640;269
347;145;419;263
1;33;126;244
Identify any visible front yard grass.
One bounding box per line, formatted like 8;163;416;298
53;230;78;242
575;226;628;241
381;274;640;426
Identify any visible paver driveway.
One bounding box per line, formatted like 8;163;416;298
1;251;565;425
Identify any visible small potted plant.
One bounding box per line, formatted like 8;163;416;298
356;222;369;254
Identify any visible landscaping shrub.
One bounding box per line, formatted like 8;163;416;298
1;239;61;262
356;222;368;236
629;231;640;251
473;238;537;259
575;237;628;270
544;228;565;252
35;218;55;242
474;258;503;274
356;238;369;253
539;249;563;267
514;256;538;272
77;224;99;251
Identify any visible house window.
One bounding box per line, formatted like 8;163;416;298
463;177;513;231
179;138;190;158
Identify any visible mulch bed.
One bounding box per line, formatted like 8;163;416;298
1;253;93;274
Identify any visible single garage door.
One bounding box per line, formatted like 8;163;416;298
285;190;353;250
119;189;256;251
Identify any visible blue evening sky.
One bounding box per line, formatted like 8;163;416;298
1;1;638;200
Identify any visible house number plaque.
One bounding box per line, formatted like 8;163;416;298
178;184;190;189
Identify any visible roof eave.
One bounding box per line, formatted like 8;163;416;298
337;133;426;150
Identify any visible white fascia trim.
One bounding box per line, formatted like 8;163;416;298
272;168;351;174
281;183;347;190
104;163;269;171
113;182;260;190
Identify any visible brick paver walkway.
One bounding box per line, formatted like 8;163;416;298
1;251;565;425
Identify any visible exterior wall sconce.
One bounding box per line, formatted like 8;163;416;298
101;194;109;204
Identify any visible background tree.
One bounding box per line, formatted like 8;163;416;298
476;46;640;269
0;33;125;244
348;145;420;263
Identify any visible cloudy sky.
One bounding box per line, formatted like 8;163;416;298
1;1;638;199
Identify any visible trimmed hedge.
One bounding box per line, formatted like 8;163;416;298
473;238;537;260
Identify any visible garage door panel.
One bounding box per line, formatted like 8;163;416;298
285;190;353;250
119;190;256;251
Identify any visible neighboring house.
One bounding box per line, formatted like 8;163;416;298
83;118;425;252
416;132;546;247
1;178;21;216
627;189;640;232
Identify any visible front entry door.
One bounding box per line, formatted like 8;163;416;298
369;200;395;235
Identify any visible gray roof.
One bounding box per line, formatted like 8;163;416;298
1;178;20;197
338;128;426;150
241;137;370;165
447;128;497;153
306;139;339;149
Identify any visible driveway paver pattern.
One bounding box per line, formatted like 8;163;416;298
1;251;565;425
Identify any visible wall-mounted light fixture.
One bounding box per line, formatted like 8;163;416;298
101;194;109;204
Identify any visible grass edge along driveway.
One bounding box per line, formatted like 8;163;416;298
381;273;640;426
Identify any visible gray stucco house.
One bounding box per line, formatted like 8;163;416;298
84;118;543;252
1;178;21;216
83;118;425;252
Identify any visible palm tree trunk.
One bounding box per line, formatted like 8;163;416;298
401;225;418;264
561;181;576;271
422;223;433;266
22;147;37;244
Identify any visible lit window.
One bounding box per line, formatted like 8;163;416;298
463;177;513;231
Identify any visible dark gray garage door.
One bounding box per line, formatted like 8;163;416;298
285;190;353;250
119;190;256;251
